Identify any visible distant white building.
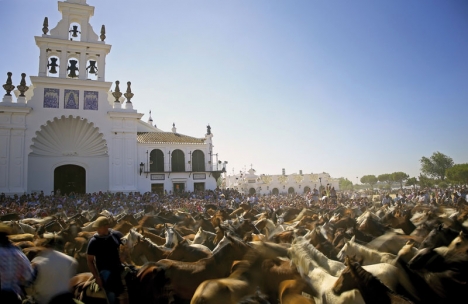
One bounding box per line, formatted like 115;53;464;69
223;168;340;195
0;0;224;196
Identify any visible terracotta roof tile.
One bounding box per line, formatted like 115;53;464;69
137;132;205;144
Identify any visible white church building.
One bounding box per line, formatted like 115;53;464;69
0;0;224;196
224;168;340;196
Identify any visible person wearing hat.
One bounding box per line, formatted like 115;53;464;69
0;223;34;304
29;235;78;304
86;217;123;304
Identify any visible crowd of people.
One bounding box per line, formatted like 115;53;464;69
0;185;467;303
1;185;467;220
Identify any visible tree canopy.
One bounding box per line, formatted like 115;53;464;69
391;172;409;189
446;163;468;185
339;178;354;191
420;152;454;180
360;175;378;189
406;177;418;189
378;174;393;186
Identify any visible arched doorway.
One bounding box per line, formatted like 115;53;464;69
249;188;256;195
272;188;279;195
304;186;311;194
288;187;295;194
54;165;85;195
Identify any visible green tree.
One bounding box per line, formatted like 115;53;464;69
391;172;409;189
405;177;418;189
360;175;378;190
446;163;468;185
420;152;454;180
339;178;354;191
437;181;449;189
378;174;393;188
419;174;435;188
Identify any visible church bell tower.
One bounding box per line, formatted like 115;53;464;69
37;0;111;82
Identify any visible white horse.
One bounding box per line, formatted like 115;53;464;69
337;236;396;265
336;236;420;301
290;239;418;303
192;227;216;245
289;237;345;276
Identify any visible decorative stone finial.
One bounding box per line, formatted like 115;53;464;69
112;81;122;102
3;72;15;96
17;73;29;97
172;123;177;133
100;25;106;41
43;17;49;35
124;81;134;103
148;110;153;123
207;124;211;135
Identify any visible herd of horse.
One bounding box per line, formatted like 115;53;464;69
2;199;468;304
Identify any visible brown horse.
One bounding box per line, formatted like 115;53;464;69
278;279;315;304
137;227;166;245
333;256;413;304
131;237;171;265
191;252;265;304
165;239;212;262
139;233;251;302
113;220;134;235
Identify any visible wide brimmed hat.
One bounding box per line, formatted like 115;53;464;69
92;216;110;228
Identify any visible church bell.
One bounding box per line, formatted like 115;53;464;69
47;57;59;74
69;25;80;38
87;61;98;74
67;60;79;78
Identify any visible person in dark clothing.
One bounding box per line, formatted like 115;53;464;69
86;217;123;304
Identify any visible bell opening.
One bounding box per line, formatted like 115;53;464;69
86;59;98;80
47;56;60;78
68;22;81;41
67;57;80;79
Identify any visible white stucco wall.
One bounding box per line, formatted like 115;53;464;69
28;155;109;194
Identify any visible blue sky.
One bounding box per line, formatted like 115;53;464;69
1;0;467;184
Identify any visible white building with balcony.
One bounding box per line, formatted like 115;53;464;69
224;168;340;196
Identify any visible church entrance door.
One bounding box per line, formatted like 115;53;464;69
54;165;86;195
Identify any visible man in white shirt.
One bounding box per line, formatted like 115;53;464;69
30;236;78;304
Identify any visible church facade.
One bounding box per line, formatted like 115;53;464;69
0;0;223;196
224;168;340;196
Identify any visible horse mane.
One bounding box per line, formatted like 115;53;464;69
288;239;318;276
349;261;413;303
341;238;395;263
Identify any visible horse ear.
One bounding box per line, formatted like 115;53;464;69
438;224;443;231
198;227;202;232
350;235;355;243
459;231;464;238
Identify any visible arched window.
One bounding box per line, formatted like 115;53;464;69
171;149;185;172
288;187;295;194
249;188;256;195
150;149;164;172
192;150;205;172
272;188;279;195
304;186;311;194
